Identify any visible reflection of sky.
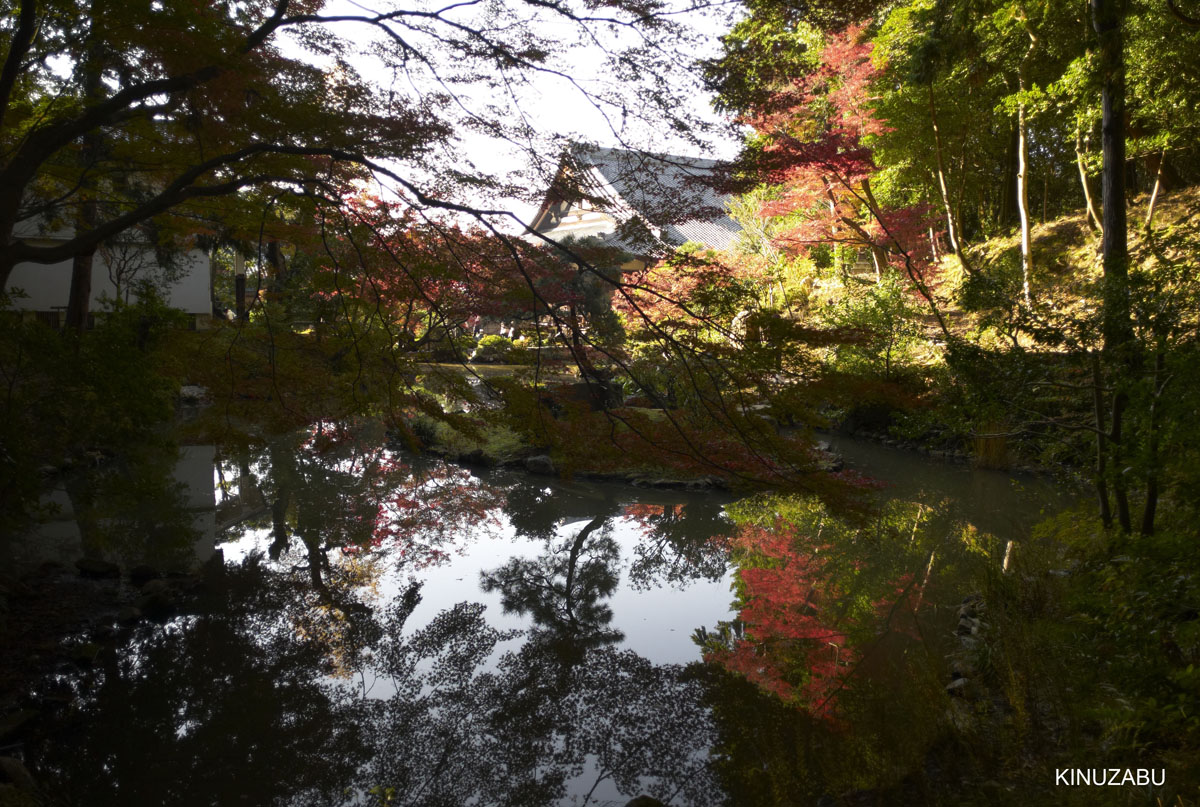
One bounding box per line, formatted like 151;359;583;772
221;510;737;671
218;480;734;806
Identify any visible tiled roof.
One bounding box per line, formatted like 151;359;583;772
539;145;741;255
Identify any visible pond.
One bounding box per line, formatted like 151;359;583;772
6;421;1074;806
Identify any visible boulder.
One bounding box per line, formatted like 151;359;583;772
178;384;210;404
945;676;983;700
956;616;981;637
524;455;556;476
945;677;970;697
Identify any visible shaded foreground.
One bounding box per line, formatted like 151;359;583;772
6;422;1195;806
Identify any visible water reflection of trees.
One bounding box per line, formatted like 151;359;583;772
32;560;368;806
213;421;506;671
622;501;732;590
361;586;717;805
30;430;735;805
33;559;717;806
62;439;201;570
499;475;734;591
27;421;1060;806
696;493;1013;804
482;515;625;659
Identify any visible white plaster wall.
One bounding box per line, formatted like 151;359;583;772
6;248;212;314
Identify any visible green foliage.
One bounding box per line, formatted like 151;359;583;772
470;334;530;365
820;272;924;382
994;509;1200;799
0;293;182;531
704;11;822;115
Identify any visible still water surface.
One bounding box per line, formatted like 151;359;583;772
16;422;1072;806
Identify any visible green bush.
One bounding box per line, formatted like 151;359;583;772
821;272;923;382
470;334;532;364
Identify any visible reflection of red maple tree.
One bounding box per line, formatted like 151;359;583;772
706;520;919;717
293;420;504;568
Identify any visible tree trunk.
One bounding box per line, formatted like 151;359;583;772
267;239;287;289
997;124;1019;229
65;249;95;334
858;178;890;279
1042;172;1048;224
1144;147;1166;231
1095;0;1130;357
1110;391;1132;533
1016;101;1033;305
66;7;106;335
1015;15;1038;306
234;251;247;321
928;84;969;270
1075;124;1103;233
1092;0;1136;534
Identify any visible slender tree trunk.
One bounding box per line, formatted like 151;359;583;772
953;108;968;236
1093;0;1132;356
267;239;287;289
858;178;889;280
66;7;106;335
1015;14;1038;306
1016;102;1033;305
870;248;884;281
1076;124;1103;233
65;248;95;334
1110;392;1132;532
823;176;843;276
1144;147;1166;231
928;84;969;270
234;252;247;321
1093;0;1136;534
998;123;1019;229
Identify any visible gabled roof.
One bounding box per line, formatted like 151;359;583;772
532;145;741;256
